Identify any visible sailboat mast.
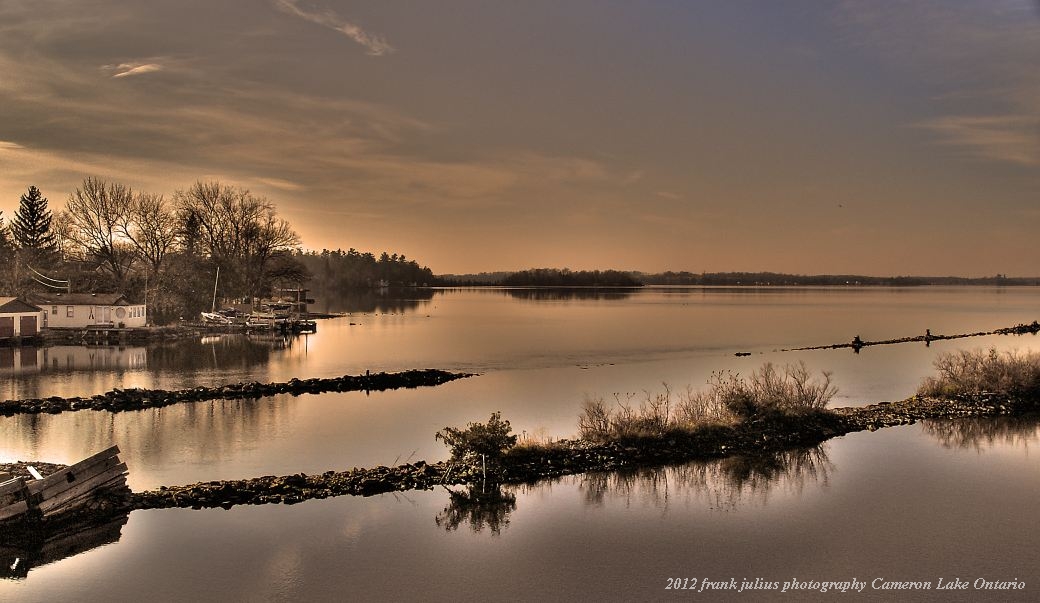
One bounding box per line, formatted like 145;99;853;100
212;266;220;313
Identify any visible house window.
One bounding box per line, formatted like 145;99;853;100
51;306;57;315
67;306;74;318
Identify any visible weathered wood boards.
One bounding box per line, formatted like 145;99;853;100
0;446;128;523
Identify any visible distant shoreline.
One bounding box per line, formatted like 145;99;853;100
436;270;1040;287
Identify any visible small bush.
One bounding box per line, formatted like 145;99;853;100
918;348;1040;398
725;362;836;418
578;362;837;442
436;412;518;465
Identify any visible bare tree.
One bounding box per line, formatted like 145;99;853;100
51;210;79;263
175;181;301;303
65;177;137;291
119;192;178;277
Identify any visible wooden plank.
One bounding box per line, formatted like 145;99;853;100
57;445;121;476
0;472;11;482
26;447;121;496
26;466;43;480
29;456;124;500
37;464;128;517
38;470;127;517
0;500;29;521
0;489;26;507
0;476;27;497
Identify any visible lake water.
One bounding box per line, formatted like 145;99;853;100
1;287;1039;600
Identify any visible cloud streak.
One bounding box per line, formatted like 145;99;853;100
917;115;1039;166
273;0;394;56
105;62;164;78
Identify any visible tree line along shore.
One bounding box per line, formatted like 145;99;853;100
5;179;1037;330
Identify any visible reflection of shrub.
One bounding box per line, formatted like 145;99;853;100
579;362;837;442
436;412;518;466
435;485;517;535
918;348;1040;398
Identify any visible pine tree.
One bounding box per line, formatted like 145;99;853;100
11;185;57;255
0;210;10;252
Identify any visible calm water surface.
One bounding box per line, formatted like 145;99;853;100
1;287;1038;600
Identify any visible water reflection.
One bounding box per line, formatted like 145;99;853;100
0;396;298;490
434;485;517;535
0;337;284;381
1;511;129;580
310;287;439;315
499;288;636;302
579;447;832;512
148;335;279;373
922;414;1040;451
435;447;831;534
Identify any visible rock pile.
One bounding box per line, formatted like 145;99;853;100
0;369;474;416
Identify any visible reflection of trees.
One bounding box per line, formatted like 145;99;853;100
580;447;831;512
922;415;1040;452
311;287;439;315
146;335;275;372
500;288;635;302
434;484;517;535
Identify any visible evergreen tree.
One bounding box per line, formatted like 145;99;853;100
0;210;9;250
11;185;57;254
0;211;14;296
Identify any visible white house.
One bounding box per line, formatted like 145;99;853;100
30;293;147;329
0;298;44;339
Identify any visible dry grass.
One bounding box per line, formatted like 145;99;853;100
918;348;1040;398
578;362;837;442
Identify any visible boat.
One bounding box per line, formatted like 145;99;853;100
200;311;232;325
0;446;129;526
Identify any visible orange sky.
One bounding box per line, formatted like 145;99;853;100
1;1;1038;275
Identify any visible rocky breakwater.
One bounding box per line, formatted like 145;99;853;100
132;461;463;509
0;369;474;416
834;392;1036;432
127;393;1040;512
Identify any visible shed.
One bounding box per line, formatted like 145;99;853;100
0;298;44;339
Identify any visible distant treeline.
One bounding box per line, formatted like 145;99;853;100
438;269;1040;287
633;271;1040;286
296;248;438;290
500;268;641;287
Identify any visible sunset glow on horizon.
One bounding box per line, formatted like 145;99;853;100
1;1;1038;276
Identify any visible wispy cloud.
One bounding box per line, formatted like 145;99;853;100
917;115;1039;166
835;1;1040;167
109;62;163;78
257;177;305;191
0;140;24;150
273;0;394;56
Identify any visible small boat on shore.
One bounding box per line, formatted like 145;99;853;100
0;446;129;526
200;311;232;325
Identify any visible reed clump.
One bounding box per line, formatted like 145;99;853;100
578;361;837;443
917;348;1040;398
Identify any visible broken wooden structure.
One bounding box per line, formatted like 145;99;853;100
0;446;129;525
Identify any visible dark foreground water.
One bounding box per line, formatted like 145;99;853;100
1;287;1039;600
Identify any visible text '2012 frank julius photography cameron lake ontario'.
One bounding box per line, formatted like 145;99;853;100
2;2;1040;602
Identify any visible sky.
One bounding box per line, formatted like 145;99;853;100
0;0;1038;276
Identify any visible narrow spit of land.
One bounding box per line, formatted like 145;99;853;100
0;370;474;416
126;392;1037;511
775;321;1040;353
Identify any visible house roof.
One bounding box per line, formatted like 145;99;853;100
29;293;132;306
0;298;43;314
